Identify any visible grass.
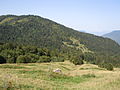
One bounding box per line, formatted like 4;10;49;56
80;67;105;70
0;17;14;24
0;61;120;90
17;70;44;74
0;64;28;69
61;66;71;71
48;72;96;84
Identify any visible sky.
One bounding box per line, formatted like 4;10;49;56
0;0;120;35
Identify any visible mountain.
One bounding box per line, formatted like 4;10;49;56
103;30;120;44
0;15;120;60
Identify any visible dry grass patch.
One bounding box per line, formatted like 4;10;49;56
0;61;120;90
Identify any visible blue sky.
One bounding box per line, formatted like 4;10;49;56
0;0;120;35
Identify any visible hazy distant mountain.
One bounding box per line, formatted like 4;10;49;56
103;30;120;44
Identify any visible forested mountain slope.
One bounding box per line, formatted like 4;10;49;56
0;15;120;56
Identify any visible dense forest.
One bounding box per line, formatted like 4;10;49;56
0;15;120;67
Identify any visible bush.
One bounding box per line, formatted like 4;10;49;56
84;52;96;63
105;63;114;71
16;55;30;63
2;43;16;50
72;59;83;65
0;55;6;64
51;57;64;62
37;56;51;63
6;57;16;63
71;55;84;65
0;50;17;63
98;63;105;68
98;63;114;71
22;46;38;54
25;53;39;63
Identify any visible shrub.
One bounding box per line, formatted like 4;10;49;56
0;50;17;63
84;52;96;63
98;63;114;71
98;63;105;68
71;55;84;65
0;55;6;64
25;53;39;63
2;43;16;50
72;59;83;65
37;56;51;63
105;63;114;71
37;48;50;56
22;46;38;54
16;55;30;63
6;57;16;63
51;57;64;62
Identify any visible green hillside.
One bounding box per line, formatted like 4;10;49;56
0;15;120;54
0;15;120;66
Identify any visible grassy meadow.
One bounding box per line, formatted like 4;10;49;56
0;61;120;90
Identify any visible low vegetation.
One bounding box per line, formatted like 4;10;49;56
0;61;119;90
98;63;114;71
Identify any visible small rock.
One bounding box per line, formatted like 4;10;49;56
53;68;62;73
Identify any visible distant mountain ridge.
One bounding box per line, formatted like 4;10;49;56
103;30;120;44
